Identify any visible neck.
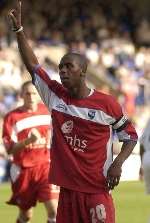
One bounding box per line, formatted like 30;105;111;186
69;83;91;99
22;104;38;112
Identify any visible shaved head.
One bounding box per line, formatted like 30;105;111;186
21;80;33;91
61;53;88;73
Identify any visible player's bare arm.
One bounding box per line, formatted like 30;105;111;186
8;0;39;75
7;132;38;155
107;140;137;190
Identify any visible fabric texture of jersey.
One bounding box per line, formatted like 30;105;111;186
33;66;138;193
2;103;51;167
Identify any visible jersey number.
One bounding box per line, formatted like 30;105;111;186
90;204;106;223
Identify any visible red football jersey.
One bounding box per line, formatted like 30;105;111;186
2;103;51;167
33;66;138;193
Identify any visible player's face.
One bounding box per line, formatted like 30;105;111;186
21;84;39;109
58;56;82;90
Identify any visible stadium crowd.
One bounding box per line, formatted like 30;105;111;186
0;0;150;182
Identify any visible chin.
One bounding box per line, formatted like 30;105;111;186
62;82;71;89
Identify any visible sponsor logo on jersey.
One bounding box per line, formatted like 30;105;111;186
88;110;96;120
56;103;67;111
61;120;88;152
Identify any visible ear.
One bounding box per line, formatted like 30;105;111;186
20;91;23;98
80;71;86;77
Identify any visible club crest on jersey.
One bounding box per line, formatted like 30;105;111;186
88;110;96;119
61;120;73;134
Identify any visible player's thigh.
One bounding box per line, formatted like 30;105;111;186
56;188;78;223
9;167;38;209
87;192;115;223
56;189;115;223
38;183;59;203
36;164;51;201
10;164;28;192
44;184;60;217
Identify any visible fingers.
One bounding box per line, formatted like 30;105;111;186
8;10;18;27
9;0;21;15
16;0;21;13
8;0;21;17
107;176;120;190
30;133;38;141
28;135;37;144
8;0;22;30
9;9;16;18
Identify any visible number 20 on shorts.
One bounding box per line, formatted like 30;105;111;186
90;204;106;223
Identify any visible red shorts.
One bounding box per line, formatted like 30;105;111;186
8;163;59;210
56;187;115;223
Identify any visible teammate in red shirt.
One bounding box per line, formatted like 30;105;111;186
2;81;59;223
8;1;138;222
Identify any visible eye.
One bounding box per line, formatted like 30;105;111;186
58;64;63;70
66;63;74;69
58;62;74;70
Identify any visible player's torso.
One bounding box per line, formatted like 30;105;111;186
50;90;114;192
10;104;51;167
34;67;137;192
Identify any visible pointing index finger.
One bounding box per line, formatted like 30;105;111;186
16;0;21;12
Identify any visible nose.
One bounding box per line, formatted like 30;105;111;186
59;66;68;77
60;65;67;72
27;93;34;100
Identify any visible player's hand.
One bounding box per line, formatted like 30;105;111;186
29;133;38;143
28;129;40;144
106;160;122;190
8;0;22;30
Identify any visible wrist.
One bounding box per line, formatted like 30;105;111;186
12;26;23;33
113;157;123;167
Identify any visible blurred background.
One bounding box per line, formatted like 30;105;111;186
0;0;150;183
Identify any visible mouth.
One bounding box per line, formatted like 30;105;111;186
28;100;36;104
61;77;69;83
61;78;71;89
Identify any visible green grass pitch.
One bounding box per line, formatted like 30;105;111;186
0;181;149;223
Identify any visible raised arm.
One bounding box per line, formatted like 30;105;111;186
8;0;39;76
